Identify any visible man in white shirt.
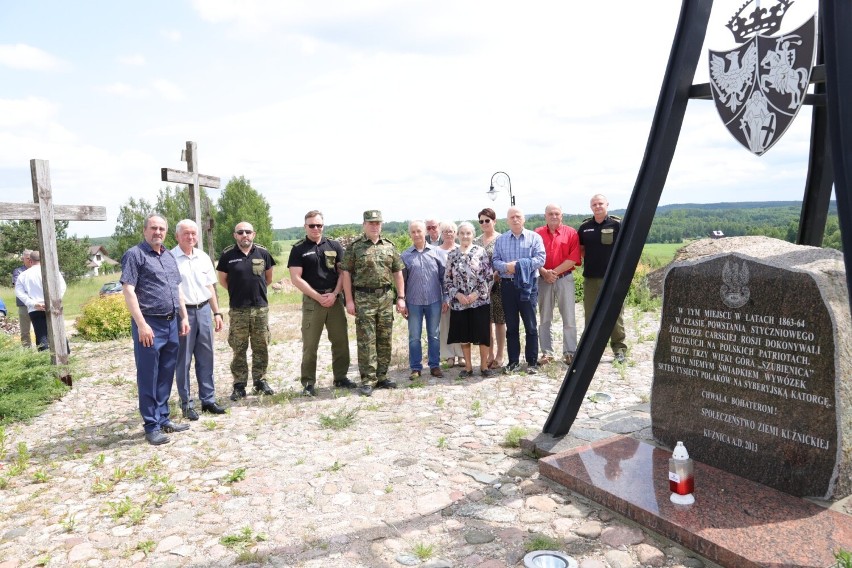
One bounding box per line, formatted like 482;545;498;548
172;219;227;419
14;250;66;351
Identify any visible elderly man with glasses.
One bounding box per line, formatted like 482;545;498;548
217;221;277;401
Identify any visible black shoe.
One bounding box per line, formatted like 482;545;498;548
253;379;275;395
375;379;397;389
201;402;226;414
161;420;189;433
182;407;199;421
503;363;520;375
358;384;373;397
145;430;170;445
526;365;539;375
613;352;626;365
230;383;247;401
302;384;317;397
333;378;358;389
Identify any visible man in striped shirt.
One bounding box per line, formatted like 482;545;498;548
491;207;546;374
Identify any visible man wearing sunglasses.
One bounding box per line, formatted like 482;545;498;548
287;210;355;396
425;218;443;246
217;221;277;400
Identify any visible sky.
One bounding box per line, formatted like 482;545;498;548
0;0;823;239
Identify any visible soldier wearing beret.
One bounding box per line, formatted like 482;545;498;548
342;210;405;396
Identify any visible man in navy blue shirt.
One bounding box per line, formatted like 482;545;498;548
121;214;191;445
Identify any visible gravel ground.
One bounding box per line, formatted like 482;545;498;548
0;304;718;568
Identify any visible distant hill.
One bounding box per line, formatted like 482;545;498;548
275;201;839;246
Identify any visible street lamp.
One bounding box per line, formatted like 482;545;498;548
487;171;515;206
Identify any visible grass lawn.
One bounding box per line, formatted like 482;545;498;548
642;242;686;266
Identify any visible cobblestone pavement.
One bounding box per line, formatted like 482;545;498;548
0;305;718;568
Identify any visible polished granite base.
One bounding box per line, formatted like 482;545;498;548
539;435;852;568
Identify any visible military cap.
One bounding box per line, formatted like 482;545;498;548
363;210;383;222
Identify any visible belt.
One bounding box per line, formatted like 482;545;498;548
556;270;574;279
145;312;175;320
185;300;209;309
317;289;336;294
355;286;391;293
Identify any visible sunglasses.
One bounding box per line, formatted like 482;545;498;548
307;224;324;229
235;230;254;235
478;218;492;224
426;225;437;230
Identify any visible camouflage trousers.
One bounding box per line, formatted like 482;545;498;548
354;289;394;384
228;306;270;385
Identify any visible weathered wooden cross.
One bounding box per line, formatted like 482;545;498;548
160;141;220;252
0;159;107;386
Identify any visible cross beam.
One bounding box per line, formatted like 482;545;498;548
160;141;220;251
0;160;107;386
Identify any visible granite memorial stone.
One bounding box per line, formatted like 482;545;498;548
651;237;851;499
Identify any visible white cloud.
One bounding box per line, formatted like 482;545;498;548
152;79;185;101
161;29;182;42
98;82;149;98
0;44;65;71
116;54;146;66
0;97;59;128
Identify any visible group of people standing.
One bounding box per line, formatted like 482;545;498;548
21;192;623;446
12;249;67;351
290;193;627;401
120;215;273;445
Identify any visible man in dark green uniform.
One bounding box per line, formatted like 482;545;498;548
578;194;627;364
342;210;405;396
216;221;277;400
288;210;356;396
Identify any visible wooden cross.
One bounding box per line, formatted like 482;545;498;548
0;159;107;386
160;141;220;252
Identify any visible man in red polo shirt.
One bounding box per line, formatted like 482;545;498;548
535;204;582;365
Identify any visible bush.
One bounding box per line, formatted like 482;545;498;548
75;294;131;341
0;335;69;424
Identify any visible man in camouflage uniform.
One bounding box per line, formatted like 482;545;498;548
342;210;405;396
216;221;277;400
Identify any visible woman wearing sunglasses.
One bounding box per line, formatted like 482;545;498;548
474;208;506;369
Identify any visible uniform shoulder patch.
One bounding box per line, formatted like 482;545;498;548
254;243;268;250
221;244;235;253
582;216;594;223
293;238;306;247
609;215;622;221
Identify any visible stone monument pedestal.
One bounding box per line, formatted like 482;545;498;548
539;435;852;568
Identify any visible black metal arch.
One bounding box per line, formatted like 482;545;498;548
544;0;852;437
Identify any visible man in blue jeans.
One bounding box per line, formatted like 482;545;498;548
122;214;191;445
492;207;546;374
400;220;446;380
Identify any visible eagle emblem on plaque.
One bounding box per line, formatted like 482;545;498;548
709;1;816;156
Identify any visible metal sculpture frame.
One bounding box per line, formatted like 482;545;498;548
544;0;852;437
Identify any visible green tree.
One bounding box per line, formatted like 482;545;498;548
0;221;91;283
111;187;214;258
214;176;274;256
111;197;154;259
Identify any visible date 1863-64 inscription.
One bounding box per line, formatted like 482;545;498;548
652;256;838;497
